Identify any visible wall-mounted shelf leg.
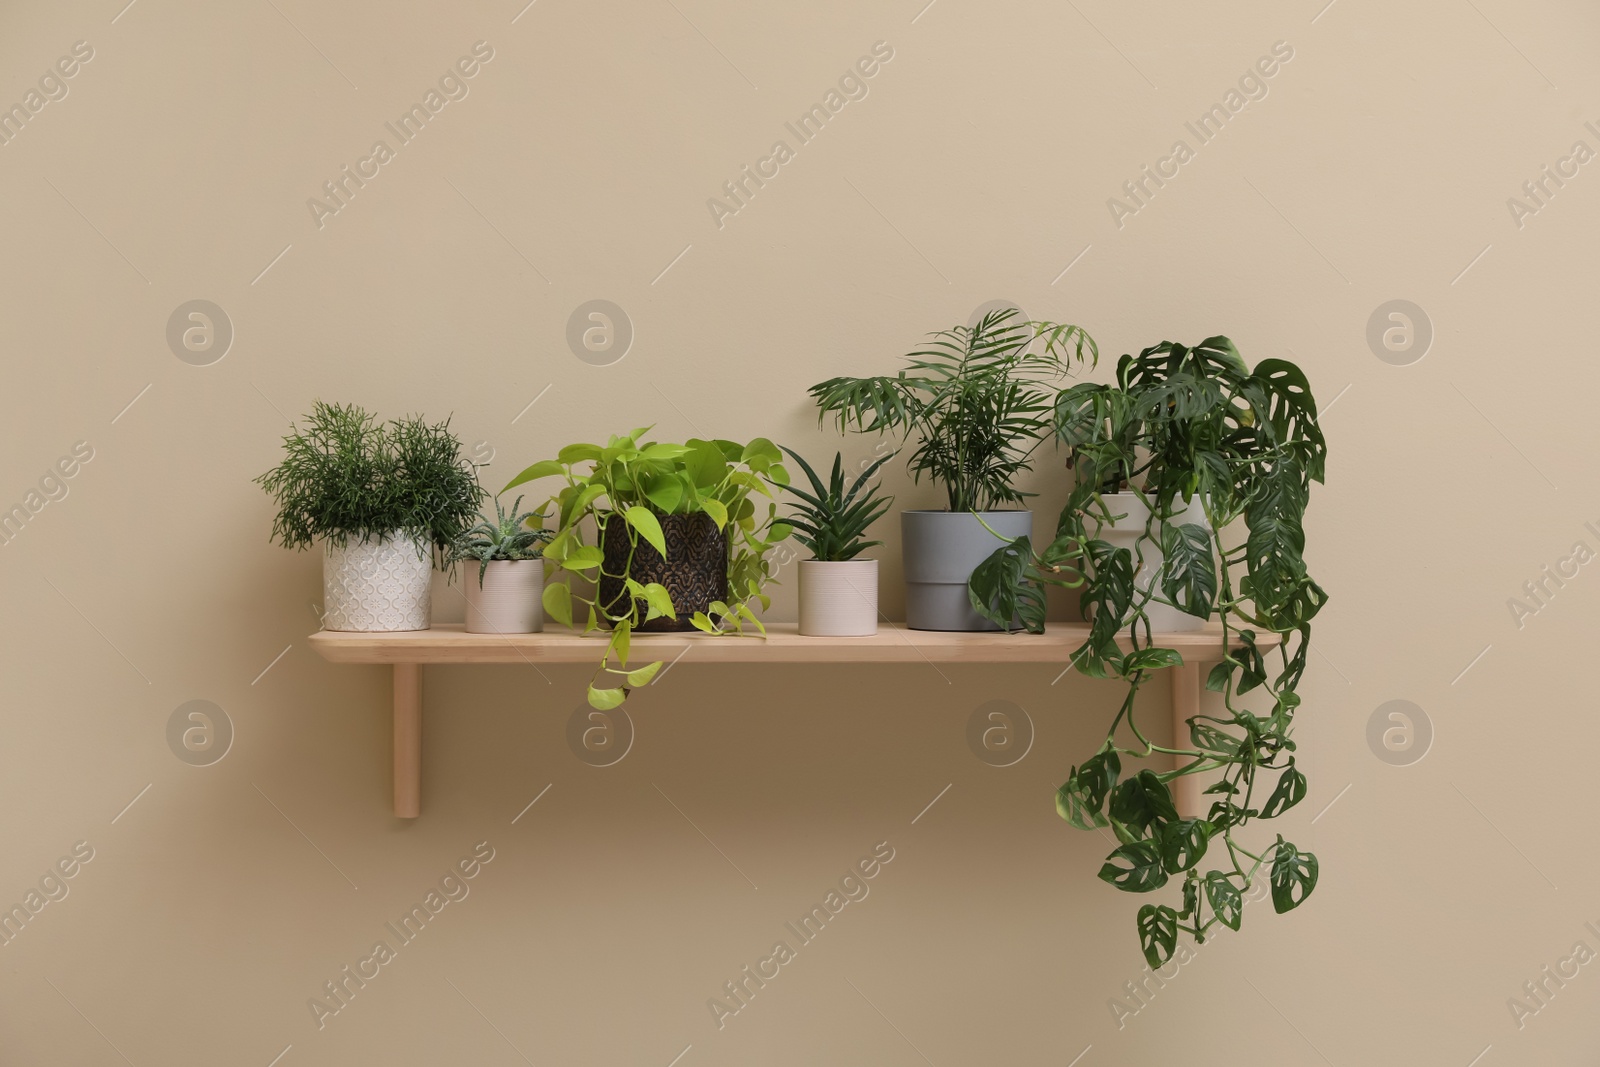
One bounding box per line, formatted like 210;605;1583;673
1171;660;1203;819
394;664;422;819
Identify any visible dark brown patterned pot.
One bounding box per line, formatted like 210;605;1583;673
599;511;728;632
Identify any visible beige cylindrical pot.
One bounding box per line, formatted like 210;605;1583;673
1099;492;1208;633
464;559;545;634
798;559;878;637
323;531;432;632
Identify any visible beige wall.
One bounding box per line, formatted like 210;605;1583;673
2;0;1598;1062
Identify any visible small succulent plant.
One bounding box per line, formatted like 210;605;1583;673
448;496;552;586
780;447;895;562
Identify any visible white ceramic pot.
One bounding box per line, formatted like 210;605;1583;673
464;559;545;634
799;559;879;637
1098;492;1208;632
323;531;432;632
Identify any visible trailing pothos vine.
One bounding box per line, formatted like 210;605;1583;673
969;336;1327;967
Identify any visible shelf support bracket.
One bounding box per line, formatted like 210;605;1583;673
1171;660;1203;819
393;664;422;819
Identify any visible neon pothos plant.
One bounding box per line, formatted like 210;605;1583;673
808;309;1097;511
968;337;1328;967
503;429;790;709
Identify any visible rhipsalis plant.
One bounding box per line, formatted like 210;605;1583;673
256;401;484;559
503;429;791;710
968;337;1327;967
808;309;1097;511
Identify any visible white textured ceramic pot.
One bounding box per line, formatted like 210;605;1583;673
322;531;432;632
464;559;545;634
901;510;1033;631
798;559;878;637
1099;492;1208;632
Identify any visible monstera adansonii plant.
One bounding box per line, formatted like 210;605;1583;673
968;336;1328;967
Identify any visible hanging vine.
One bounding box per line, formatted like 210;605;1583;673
969;336;1327;966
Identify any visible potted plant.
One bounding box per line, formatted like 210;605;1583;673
809;308;1097;630
448;496;553;634
967;336;1328;967
780;447;895;637
502;429;791;708
257;401;483;632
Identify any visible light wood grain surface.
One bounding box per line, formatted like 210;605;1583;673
308;622;1279;665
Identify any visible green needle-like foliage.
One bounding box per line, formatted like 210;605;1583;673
256;400;484;557
780;447;895;562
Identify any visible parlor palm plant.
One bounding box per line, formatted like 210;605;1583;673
808;308;1098;630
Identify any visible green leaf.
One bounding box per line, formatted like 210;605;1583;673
624;506;667;557
1099;841;1169;893
1109;771;1179;836
1260;761;1308;819
740;437;783;471
559;544;605;573
1189;721;1240;758
541;527;575;564
1081;540;1135;656
639;442;692;462
586;684;625;710
625;661;663;686
608;623;630;666
1205;662;1232;692
967;536;1046;633
1160;521;1217;619
642;582;676;620
1236;631;1267;694
642;476;684;514
501;459;565;493
1251;358;1326;482
1056;748;1120;829
1204;871;1243;930
700;497;729;529
735;602;766;634
682;440;729;489
557;442;603;465
1123;647;1183;673
1159;818;1212;874
1244;456;1317;629
562;482;608;530
542;582;573;627
1270;838;1319;913
1137;904;1179;968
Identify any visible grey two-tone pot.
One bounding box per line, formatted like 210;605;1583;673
901;510;1033;631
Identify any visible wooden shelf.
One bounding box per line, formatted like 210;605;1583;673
308;622;1279;819
308;621;1266;664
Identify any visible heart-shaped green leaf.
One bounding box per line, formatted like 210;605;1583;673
624;506;667;558
542;582;573;627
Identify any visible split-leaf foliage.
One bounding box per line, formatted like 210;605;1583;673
968;336;1327;966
